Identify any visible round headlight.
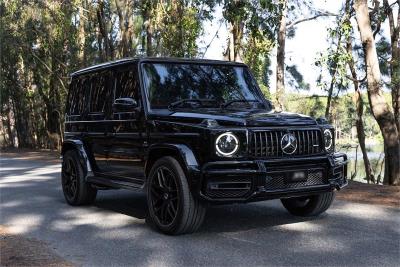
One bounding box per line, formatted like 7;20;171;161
324;129;333;151
215;133;239;156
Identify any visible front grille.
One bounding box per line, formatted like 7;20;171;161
251;129;322;158
265;169;326;190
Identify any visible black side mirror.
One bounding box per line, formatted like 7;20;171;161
113;97;138;112
265;100;274;110
316;117;328;124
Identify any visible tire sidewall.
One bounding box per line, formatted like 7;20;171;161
281;191;335;216
61;150;86;205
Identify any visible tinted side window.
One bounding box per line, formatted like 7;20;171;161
114;64;139;101
89;71;110;113
66;78;77;115
69;77;89;115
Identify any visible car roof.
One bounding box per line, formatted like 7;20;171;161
70;57;247;77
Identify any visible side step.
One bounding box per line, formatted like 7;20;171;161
87;176;144;191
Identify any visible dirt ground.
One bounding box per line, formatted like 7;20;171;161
0;226;73;267
336;180;400;208
0;148;61;164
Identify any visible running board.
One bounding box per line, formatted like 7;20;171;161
87;176;144;191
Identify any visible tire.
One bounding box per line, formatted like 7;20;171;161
61;150;97;206
281;191;335;217
146;156;206;235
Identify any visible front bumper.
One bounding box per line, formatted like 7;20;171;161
196;153;348;203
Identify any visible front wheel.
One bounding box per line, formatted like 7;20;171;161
281;191;335;217
147;156;206;235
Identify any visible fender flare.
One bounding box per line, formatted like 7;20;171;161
61;139;93;175
145;143;200;176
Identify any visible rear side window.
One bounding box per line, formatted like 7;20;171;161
114;64;139;101
89;71;110;113
68;77;89;115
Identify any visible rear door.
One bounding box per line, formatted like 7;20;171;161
85;71;113;174
106;62;146;184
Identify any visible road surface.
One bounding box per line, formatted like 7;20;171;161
1;155;399;266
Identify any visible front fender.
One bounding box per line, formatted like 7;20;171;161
145;143;201;189
146;143;199;169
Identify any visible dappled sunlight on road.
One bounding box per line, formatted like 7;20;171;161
6;214;44;234
277;220;323;233
329;201;399;222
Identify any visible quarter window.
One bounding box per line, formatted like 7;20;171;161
69;77;89;115
114;65;139;101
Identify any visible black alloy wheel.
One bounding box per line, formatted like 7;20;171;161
150;166;180;226
147;156;206;235
61;150;97;206
62;157;78;201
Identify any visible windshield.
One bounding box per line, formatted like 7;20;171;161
142;62;266;110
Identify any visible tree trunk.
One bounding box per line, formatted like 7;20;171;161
354;0;400;185
383;0;400;133
77;1;86;66
115;0;134;57
224;20;243;62
347;37;375;183
324;71;337;121
97;0;114;60
275;0;287;111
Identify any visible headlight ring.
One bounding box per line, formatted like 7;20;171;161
323;129;333;151
215;132;239;156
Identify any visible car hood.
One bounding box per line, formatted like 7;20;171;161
152;109;318;127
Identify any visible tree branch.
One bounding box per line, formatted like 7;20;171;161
287;12;338;29
346;74;367;83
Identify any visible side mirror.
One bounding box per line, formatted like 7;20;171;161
316;117;328;124
265;100;274;110
113;97;138;112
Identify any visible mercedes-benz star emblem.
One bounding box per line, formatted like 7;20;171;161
281;133;297;155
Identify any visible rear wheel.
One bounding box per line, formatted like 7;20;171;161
61;150;97;206
147;156;206;235
281;191;335;217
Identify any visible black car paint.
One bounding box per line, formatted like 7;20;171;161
63;57;347;203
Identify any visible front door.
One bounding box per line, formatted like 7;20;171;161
106;63;145;185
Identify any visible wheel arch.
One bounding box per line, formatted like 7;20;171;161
145;144;200;179
61;139;92;174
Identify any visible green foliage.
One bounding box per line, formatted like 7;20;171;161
286;92;384;140
315;17;353;93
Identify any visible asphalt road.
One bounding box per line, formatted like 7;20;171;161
1;155;399;267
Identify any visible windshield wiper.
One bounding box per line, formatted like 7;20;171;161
168;99;220;110
221;99;263;109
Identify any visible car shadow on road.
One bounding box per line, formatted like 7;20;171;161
92;191;316;234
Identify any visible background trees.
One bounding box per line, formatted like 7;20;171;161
0;0;398;184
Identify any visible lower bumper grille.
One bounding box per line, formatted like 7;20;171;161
265;169;326;190
204;176;252;199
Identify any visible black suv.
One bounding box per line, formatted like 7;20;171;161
61;57;348;235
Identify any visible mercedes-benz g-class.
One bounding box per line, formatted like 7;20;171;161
61;57;348;235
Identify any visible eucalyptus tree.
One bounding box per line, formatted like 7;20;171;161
221;0;279;97
354;0;400;185
274;0;337;111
